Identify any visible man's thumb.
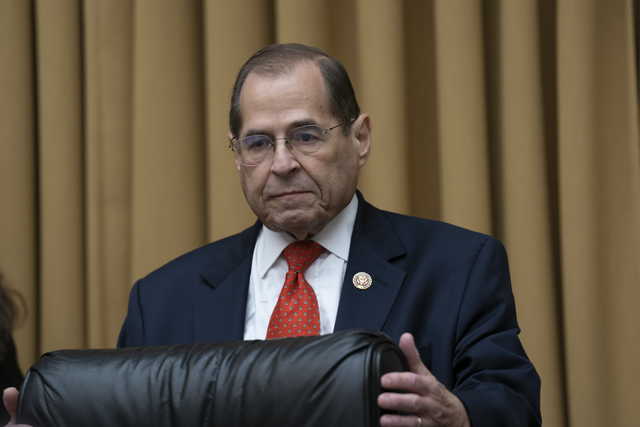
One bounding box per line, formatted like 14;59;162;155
3;387;19;423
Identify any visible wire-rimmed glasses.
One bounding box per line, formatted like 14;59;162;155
229;123;345;166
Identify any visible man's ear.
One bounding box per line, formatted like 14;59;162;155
352;114;371;167
229;131;242;171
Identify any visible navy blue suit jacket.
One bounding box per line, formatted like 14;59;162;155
118;195;541;426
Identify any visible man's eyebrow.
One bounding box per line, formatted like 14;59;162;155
243;119;319;137
288;119;318;128
243;128;270;137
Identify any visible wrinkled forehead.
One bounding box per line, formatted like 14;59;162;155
238;63;333;133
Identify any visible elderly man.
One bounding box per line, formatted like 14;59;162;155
4;43;540;427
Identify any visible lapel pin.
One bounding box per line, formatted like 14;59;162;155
352;272;372;290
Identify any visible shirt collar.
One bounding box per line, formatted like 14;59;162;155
255;194;358;278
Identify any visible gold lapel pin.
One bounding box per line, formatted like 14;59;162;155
352;272;373;290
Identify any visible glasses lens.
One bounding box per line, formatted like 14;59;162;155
288;125;326;153
239;134;272;164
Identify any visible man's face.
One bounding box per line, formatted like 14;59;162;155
234;62;371;239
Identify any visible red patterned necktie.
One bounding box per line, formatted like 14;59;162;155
266;240;326;339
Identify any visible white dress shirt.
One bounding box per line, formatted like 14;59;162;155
243;195;358;340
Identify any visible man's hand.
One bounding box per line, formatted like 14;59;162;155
378;333;471;427
3;388;32;427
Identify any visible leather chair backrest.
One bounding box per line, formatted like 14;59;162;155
18;330;407;427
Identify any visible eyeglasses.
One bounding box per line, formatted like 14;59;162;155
229;123;345;166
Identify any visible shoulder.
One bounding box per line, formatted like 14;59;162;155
367;202;500;255
135;223;259;292
358;201;508;278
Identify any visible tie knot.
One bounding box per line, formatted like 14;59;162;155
282;240;326;273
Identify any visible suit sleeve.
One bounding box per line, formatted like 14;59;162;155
117;281;145;348
452;238;541;427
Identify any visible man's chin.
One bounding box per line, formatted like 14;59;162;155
263;211;328;239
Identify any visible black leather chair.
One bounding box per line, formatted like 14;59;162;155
18;330;407;427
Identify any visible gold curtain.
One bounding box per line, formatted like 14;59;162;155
1;1;638;426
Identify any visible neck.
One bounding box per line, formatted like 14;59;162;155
289;231;312;240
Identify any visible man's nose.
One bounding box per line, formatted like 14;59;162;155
270;141;299;175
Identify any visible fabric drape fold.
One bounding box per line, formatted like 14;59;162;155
35;0;86;352
0;0;38;366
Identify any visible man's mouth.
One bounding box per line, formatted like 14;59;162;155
269;191;310;199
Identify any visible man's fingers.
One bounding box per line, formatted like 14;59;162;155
378;391;428;413
381;371;439;395
398;333;429;375
378;390;446;415
3;387;19;423
380;413;434;427
379;333;471;427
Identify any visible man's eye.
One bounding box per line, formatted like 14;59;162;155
243;135;271;151
291;129;322;144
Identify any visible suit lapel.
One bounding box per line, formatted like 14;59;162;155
334;196;407;332
192;223;260;344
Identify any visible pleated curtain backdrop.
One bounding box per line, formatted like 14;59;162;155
1;1;639;426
